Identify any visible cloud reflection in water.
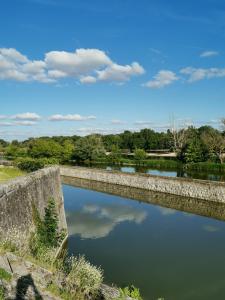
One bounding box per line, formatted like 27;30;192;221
67;202;147;239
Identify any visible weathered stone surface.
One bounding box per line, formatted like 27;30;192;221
60;166;225;202
0;253;60;300
0;167;67;234
99;284;120;299
0;253;126;300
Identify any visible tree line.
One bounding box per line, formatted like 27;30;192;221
0;122;225;170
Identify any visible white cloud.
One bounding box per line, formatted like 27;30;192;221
45;48;112;75
11;112;41;121
180;67;225;82
0;122;14;127
80;75;97;84
0;47;144;84
111;119;126;124
134;121;153;126
0;115;7;120
14;121;37;126
200;51;219;58
143;70;178;88
0;48;28;63
49;114;96;121
97;62;145;82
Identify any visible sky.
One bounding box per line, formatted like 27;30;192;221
0;0;225;140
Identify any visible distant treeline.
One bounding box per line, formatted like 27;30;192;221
0;125;225;172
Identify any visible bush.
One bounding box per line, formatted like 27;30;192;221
16;157;59;172
64;255;103;300
30;198;65;258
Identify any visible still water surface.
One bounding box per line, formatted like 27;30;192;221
64;184;225;300
80;164;225;182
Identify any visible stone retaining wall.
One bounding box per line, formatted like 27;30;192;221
60;166;225;202
0;166;67;233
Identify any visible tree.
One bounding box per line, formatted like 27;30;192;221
134;148;147;164
61;140;75;162
184;139;205;163
108;145;122;164
28;139;63;159
73;135;106;162
201;128;225;163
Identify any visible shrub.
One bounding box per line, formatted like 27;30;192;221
30;198;65;258
64;255;103;300
134;149;147;163
16;157;59;172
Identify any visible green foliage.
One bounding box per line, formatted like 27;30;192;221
0;286;5;300
5;144;27;158
16;157;45;172
30;199;64;257
108;145;122;164
28;139;63;159
134;148;147;163
118;285;143;300
0;267;12;281
184;139;205;163
73;135;106;162
63;255;103;300
16;157;58;172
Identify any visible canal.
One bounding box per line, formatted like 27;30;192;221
63;181;225;300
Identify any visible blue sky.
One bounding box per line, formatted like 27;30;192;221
0;0;225;140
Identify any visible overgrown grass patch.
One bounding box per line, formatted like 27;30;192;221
0;267;12;281
0;167;25;183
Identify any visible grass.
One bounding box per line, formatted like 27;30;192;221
0;286;4;300
0;267;12;281
0;167;25;183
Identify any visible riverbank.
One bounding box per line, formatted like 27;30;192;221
60;166;225;202
88;158;225;173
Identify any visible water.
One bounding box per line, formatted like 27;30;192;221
63;183;225;300
99;164;225;181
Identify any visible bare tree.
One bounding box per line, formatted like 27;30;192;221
170;116;189;153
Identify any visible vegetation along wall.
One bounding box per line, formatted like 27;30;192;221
0;166;67;233
60;166;225;203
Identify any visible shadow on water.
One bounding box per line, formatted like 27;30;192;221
15;274;43;300
62;175;225;222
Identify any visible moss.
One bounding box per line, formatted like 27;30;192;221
0;267;12;281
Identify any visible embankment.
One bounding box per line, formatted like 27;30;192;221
0;166;67;233
60;166;225;202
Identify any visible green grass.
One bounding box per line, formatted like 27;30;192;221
0;267;12;281
185;162;225;172
0;286;4;300
0;167;25;183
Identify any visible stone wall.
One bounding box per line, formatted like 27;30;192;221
60;166;225;202
0;166;67;233
62;176;225;222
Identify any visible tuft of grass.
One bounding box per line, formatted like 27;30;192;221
0;167;25;183
0;286;5;300
117;285;143;300
0;267;12;281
